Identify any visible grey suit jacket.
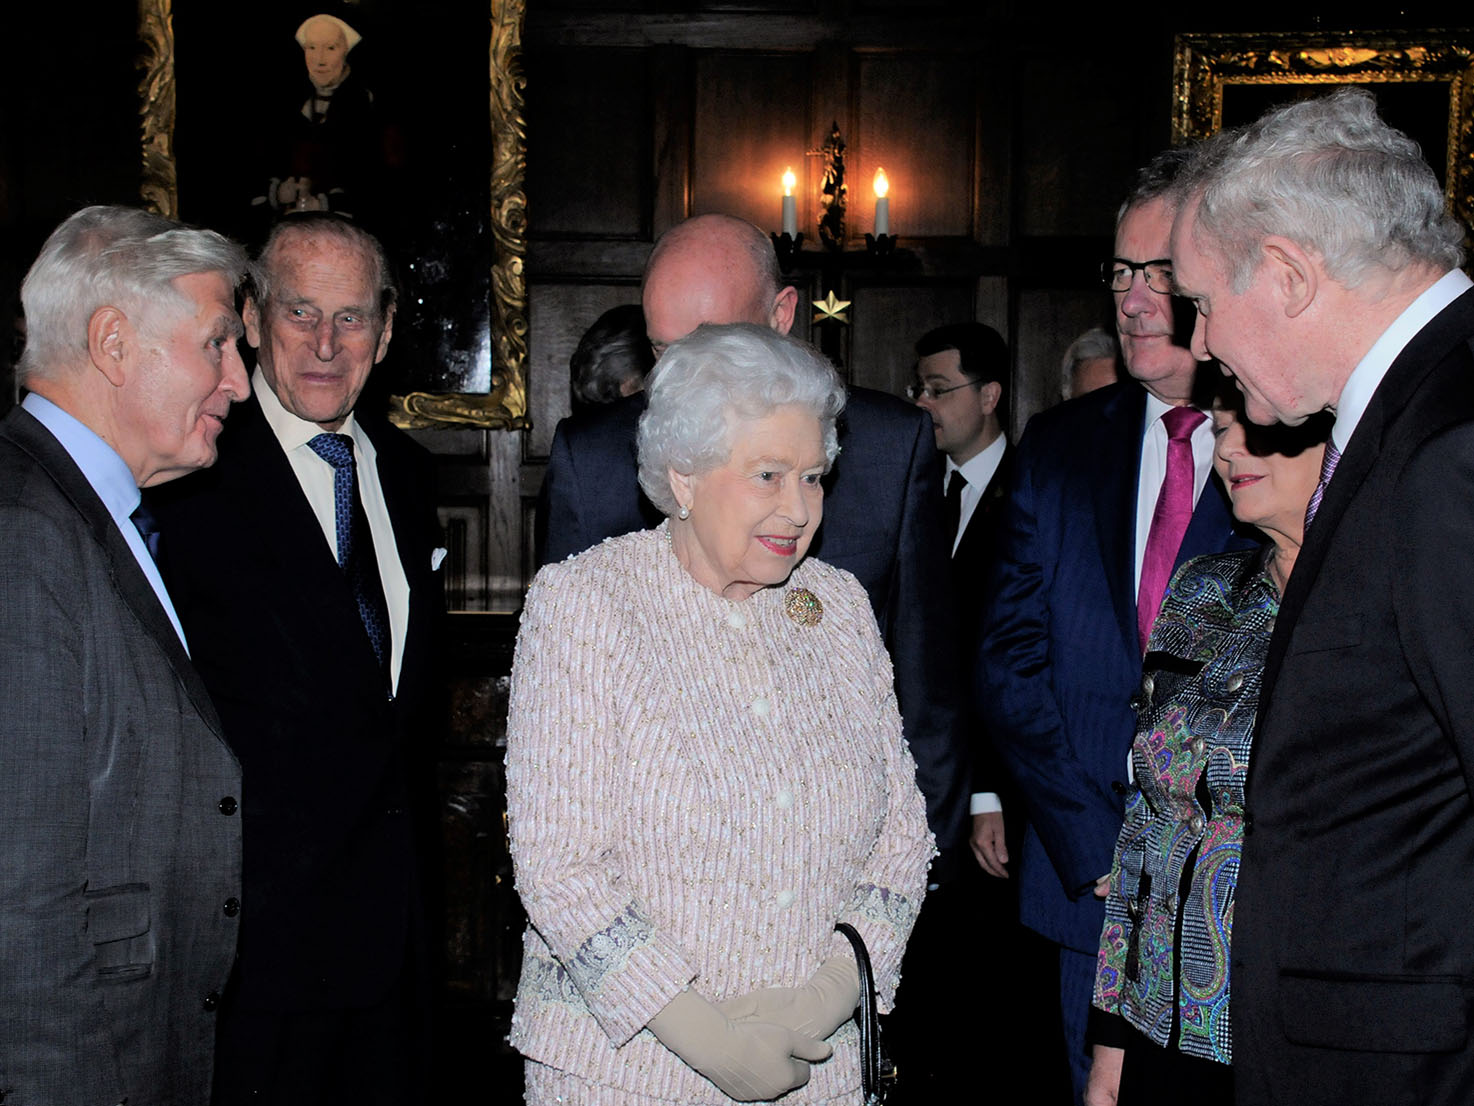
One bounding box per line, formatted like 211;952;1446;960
0;408;242;1106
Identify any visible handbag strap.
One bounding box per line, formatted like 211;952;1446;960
834;921;882;1103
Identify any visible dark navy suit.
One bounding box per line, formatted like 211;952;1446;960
978;381;1250;1093
538;387;969;858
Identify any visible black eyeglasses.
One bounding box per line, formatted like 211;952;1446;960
1101;258;1174;295
906;379;978;402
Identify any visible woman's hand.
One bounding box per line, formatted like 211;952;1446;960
648;988;832;1101
717;956;861;1041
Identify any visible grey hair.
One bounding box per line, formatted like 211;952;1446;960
18;205;248;384
1180;88;1465;292
252;213;396;318
1059;326;1118;400
636;322;846;516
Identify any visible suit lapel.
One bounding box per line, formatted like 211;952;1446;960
2;409;226;738
1092;385;1147;659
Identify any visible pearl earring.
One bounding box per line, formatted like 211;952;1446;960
677;504;691;520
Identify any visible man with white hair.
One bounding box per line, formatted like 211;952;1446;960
0;205;249;1103
1170;88;1474;1105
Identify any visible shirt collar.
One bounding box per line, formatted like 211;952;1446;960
253;366;360;451
1333;268;1473;451
946;432;1007;489
21;392;140;518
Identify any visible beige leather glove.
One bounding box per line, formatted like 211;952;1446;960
717;956;861;1041
647;987;832;1101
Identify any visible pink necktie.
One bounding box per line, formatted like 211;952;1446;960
1138;406;1206;653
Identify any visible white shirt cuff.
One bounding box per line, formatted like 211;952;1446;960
970;791;1002;815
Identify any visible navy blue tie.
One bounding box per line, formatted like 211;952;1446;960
130;501;163;563
308;433;391;688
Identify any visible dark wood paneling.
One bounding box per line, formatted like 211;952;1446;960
691;52;813;229
848;282;975;399
1015;287;1117;430
526;48;651;238
856;53;977;240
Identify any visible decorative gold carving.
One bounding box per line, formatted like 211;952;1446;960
138;0;176;218
137;0;531;431
1172;31;1474;235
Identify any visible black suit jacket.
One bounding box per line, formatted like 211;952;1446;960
1233;286;1474;1106
538;387;970;856
152;393;441;1012
947;447;1012;802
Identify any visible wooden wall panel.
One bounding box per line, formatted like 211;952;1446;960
855;54;976;240
1014;287;1116;431
848;283;975;399
525;48;650;239
691;53;812;229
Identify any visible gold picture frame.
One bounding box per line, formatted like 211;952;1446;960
1173;30;1474;236
137;0;529;430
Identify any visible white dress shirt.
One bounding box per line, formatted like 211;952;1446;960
22;392;189;652
1332;268;1474;451
254;369;410;691
1133;393;1216;596
943;433;1007;556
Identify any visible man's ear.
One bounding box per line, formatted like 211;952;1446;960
86;306;132;387
1262;237;1317;319
977;380;1002;416
770;285;798;336
373;302;396;364
242;296;264;350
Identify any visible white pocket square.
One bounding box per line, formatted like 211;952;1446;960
431;547;448;571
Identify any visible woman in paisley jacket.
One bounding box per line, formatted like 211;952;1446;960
505;323;933;1105
1084;395;1331;1106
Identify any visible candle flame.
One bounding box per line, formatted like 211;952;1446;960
782;167;797;196
873;167;890;198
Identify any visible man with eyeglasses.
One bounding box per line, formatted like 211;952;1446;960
977;149;1250;1105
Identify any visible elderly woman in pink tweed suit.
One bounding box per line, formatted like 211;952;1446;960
506;323;934;1104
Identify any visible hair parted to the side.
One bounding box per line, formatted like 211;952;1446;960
252;212;397;318
636;322;846;517
18;205;248;384
1180;88;1465;292
571;304;655;405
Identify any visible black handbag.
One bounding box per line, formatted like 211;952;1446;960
834;922;896;1105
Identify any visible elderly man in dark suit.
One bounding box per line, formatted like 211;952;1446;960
1170;89;1474;1106
538;213;968;874
979;152;1252;1103
0;205;248;1103
152;214;441;1105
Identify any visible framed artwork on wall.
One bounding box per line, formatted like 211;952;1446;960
138;0;528;430
1173;30;1474;237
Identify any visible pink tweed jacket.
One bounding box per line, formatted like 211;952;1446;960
505;525;933;1104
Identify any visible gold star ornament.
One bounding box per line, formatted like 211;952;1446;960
812;291;851;325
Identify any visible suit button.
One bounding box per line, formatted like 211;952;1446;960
223;897;240;918
218;796;238;816
203;991;221;1012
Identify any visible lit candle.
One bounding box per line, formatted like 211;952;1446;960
873;167;890;237
781;167;798;237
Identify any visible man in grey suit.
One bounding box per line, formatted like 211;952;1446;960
0;205;250;1104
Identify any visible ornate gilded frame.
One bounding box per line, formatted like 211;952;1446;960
137;0;529;430
1173;31;1474;235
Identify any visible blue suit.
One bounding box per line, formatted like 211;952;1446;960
978;381;1251;1090
538;386;970;860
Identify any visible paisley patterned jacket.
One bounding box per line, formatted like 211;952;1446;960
1093;547;1275;1064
